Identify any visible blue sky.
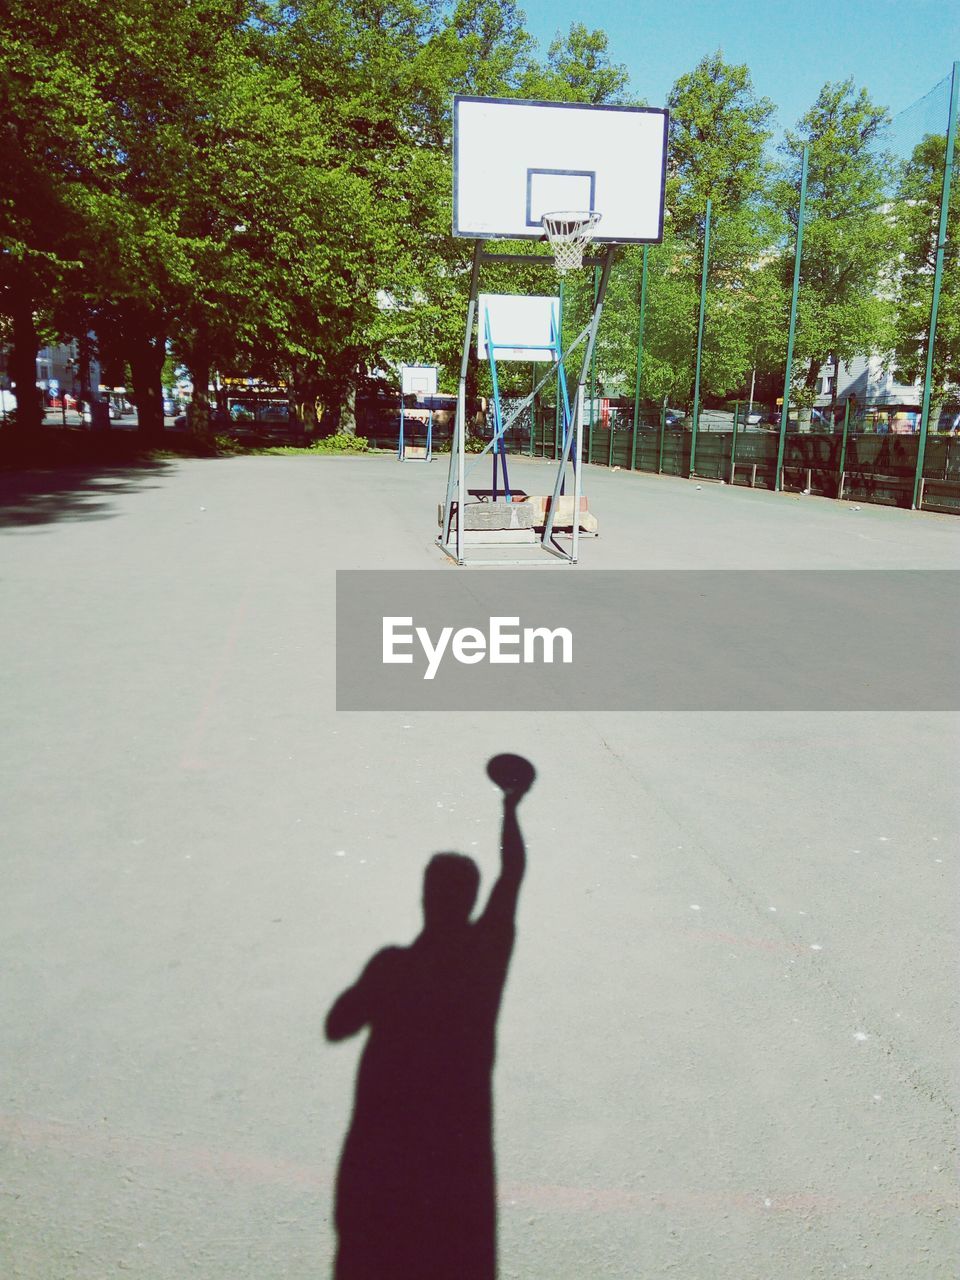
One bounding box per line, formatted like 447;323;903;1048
520;0;958;139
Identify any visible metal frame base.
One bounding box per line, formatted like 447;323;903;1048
437;242;617;567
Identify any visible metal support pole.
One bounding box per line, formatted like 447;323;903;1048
658;403;666;473
837;399;851;498
529;362;536;456
456;386;466;561
776;145;809;491
912;60;959;509
630;245;649;472
441;242;482;560
690;198;711;478
542;247;616;560
555;278;564;459
398;401;404;460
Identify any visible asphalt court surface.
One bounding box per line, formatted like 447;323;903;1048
1;454;957;1278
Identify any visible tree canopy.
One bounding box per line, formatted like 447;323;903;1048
1;5;956;437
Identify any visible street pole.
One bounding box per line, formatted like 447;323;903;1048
912;60;959;509
690;198;711;478
776;146;809;492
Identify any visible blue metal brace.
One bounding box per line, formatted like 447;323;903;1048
482;301;576;502
552;309;575;496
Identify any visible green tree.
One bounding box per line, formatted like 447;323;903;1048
270;0;466;430
0;0;112;429
570;53;780;412
521;24;629;104
777;79;900;412
890;133;959;412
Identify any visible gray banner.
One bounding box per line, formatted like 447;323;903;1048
336;570;960;711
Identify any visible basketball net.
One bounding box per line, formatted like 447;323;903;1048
541;210;602;274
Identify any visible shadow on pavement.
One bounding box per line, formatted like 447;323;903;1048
326;754;536;1280
0;464;170;529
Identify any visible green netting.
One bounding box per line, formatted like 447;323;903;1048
874;75;954;168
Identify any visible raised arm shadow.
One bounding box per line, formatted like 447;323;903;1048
325;754;535;1280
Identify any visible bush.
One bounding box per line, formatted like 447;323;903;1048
434;435;488;454
311;431;370;453
214;433;242;454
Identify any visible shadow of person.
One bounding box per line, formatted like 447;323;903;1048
326;754;535;1280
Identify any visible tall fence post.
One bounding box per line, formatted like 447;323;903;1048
690;198;711;478
587;265;599;465
729;401;740;483
658;402;667;473
912;60;959;509
776;145;809;492
631;245;649;471
837;398;851;498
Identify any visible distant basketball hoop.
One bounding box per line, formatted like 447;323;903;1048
541;210;602;274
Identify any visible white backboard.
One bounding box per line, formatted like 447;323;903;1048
477;294;560;363
454;96;668;244
400;364;438;396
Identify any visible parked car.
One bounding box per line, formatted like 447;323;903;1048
173;405;230;431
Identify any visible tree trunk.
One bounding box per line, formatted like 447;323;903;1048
290;360;321;431
128;328;166;441
339;377;357;437
9;289;42;432
189;351;211;437
78;331;93;408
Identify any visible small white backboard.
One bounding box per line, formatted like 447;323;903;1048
400;364;438;397
477;294;560;363
454;96;668;244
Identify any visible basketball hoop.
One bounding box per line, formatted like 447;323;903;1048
541;210;602;274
